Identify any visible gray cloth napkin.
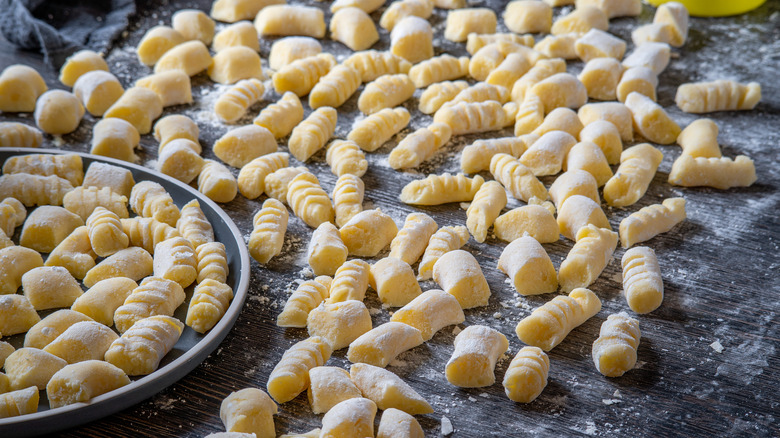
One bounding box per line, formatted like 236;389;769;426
0;0;135;68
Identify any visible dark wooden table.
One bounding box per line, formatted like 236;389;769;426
1;0;779;436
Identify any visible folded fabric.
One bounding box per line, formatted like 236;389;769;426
0;0;135;68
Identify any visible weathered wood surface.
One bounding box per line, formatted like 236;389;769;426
1;0;779;436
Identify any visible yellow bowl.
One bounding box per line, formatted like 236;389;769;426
647;0;767;17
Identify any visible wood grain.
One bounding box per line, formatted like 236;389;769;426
1;0;779;436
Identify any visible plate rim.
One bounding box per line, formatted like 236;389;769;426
0;148;251;435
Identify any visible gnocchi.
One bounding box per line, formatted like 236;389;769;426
237;152;289;200
390;289;464;341
493;205;559;243
503;346;550;403
620;198;686;248
83;246;153;288
347;322;423;367
104;87;163;135
466;181;507;243
675;80;761;114
621;246;664;314
254;5;326;38
558;224;618;292
461;135;535;174
389;212;438;266
0;64;47;112
199;159;239;203
350;363;433;414
273;54;336;97
307;223;348;276
592;312;641;377
348;107;410;152
490;153;548;202
668;154;757;189
498;234;558;296
71;277;138;327
343;50;412;83
340;209;398;257
418;225;469;280
289;107;338;162
215;78;266;123
388;122;452;170
267;336;332;403
369;257;421;307
286;172;334;228
187;280;234;333
408;54;470;88
390;16;434;64
177;199;215;249
307;300;372;350
330;7;379;51
307;366;362;415
46;360;130;408
433;250;491;309
328;259;371;303
113;276;185;334
445;325;508;387
515;288;602;351
269;37;322;70
220;387;278;438
310;65;361;109
277;276;333;327
248;198;289;264
603;143;663;207
332;173;365;228
34;90;84;135
358;74;415;115
444;8;497;42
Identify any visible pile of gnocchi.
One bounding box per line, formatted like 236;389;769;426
0;154;233;417
0;0;762;435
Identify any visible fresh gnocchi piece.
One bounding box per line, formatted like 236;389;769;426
0;173;73;207
254;5;326;38
26;311;86;349
558;224;618;292
114;276;185;334
328;259;371;304
22;266;83;310
0;122;43;148
534;33;579;60
409;55;469;89
238;152;289;200
577;101;634;143
631;22;675;46
676;118;721;158
310;65;361;109
579;121;623;165
578;57;622;101
530;73;588;114
622;42;671;76
64;186;129;222
603;143;664;207
71;277;137;327
653;1;689;47
269;37;322;70
154;114;200;149
515;288;602;351
208;46;263;85
514;98;544;136
0;198;25;238
388;122;452;170
617;66;658;102
390;16;434;64
4;347;66;390
369;257;421;307
307;366;362;415
326;140;367;178
592;312;641;377
46;360;130;408
556;195;610;241
347;322;423;367
289;107;337;162
330;7;379;51
461;135;536;174
433;0;465;8
533;107;584;139
504;0;552;34
331;0;385;14
307;300;372;350
620;198;686;248
43;320;118;364
358;74;415;115
0;386;39;418
493;205;559;243
575;29;627;62
340;209;398;257
267;336;332;403
668;154;757;189
380;0;434;31
3;153;83;186
486;53;533;90
449;82;510;106
286;172;334;228
121;217;180;255
130;181;180;227
467;32;535;55
19;206;82;253
517;130;577;176
265;166;308;202
277;276;333;327
320;398;377;438
136;26;186;66
213;21;260;52
401;173;485;206
273;54;336;97
419;81;468;115
153;236;197;289
34;90;84;135
348;107;411;152
466;181;507;243
390;289;464;341
444;8;497;42
0;294;41;336
214;125;276;169
576;0;641;18
498;234;558;296
199;159;238;203
248;198;288;264
433;250;491;309
135;70;193;107
307;223;348;276
90;118;141;163
343;50;412;83
503;346;550;403
445;325;508;387
675;80;761;114
389;213;437;266
470;41;544;82
45;226;96;280
172;9;216;44
0;64;47;112
83;246;153;288
551;5;608;35
418;225;469;280
73;70;124;116
196;242;229;284
510;58;567;103
211;0;285;23
174;200;213;251
156;139;205;184
106;315;184;375
59;50;108;87
434;101;515;135
154;41;212;77
350;363;433;414
332;174;365;229
104;87;163;135
565;141;613;186
621;246;663;314
220;387;278;438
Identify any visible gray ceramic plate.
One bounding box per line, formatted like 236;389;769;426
0;148;250;437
